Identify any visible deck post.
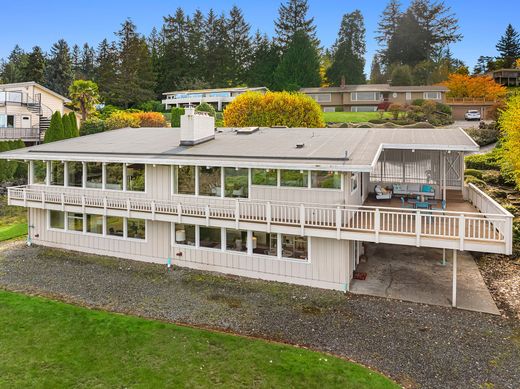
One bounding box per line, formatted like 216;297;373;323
441;248;446;266
235;200;240;229
374;208;380;243
459;214;465;251
415;210;421;246
452;249;457;307
300;204;305;236
266;202;271;232
335;207;341;240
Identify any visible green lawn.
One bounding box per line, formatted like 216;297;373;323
0;290;398;388
0;195;26;241
0;222;27;241
323;111;391;123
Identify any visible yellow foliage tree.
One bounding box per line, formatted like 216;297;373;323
441;74;507;100
500;94;520;187
223;91;325;128
515;58;520;69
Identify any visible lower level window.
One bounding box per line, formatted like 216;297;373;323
252;231;277;256
67;213;83;232
281;234;308;260
127;218;146;240
107;216;124;237
199;226;221;249
175;223;196;246
226;229;247;252
86;214;103;234
50;210;65;229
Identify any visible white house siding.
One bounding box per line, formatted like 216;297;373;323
147;165;172;200
250;185;345;204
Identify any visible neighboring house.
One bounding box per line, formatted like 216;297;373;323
489;68;520;87
0;81;71;144
162;87;268;111
300;84;448;112
0;109;512;307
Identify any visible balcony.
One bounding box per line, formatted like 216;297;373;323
7;183;512;255
0;127;40;141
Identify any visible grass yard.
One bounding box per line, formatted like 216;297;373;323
323;111;391;123
0;290;397;388
0;195;26;241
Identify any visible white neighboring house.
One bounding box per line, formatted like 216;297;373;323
0;109;513;306
162;87;268;111
0;82;72;144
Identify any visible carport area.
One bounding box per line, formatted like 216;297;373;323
350;243;500;315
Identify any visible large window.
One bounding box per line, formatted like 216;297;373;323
351;92;380;101
199;226;221;249
281;234;308;260
106;216;124;237
423;91;441;100
33;161;47;184
127;164;145;192
86;162;102;189
174;223;196;246
86;214;103;234
106;163;123;190
50;161;64;186
175;166;196;195
67;213;83;232
226;229;247;252
127;218;146;240
309;93;331;102
224;168;248;198
280;170;308;187
252;169;277;186
311;171;341;189
67;161;83;187
252;231;277;256
49;210;64;229
0;114;15;127
351;106;377;112
199;167;221;197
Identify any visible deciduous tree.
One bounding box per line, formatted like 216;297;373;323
442;74;507;100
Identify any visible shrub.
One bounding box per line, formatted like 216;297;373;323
105;111;140;130
134;112;167;127
0;140;26;182
43;111;64;143
464;175;487;188
481;170;501;185
137;100;164;112
465;151;501;170
170;107;185;127
98;105;120;119
80;118;106;136
68;112;79;137
464;169;483;179
62;114;73;138
411;99;425;106
196;102;216;117
388;103;403;120
435;102;452;116
215;112;224;127
464;127;500;146
224;91;325;128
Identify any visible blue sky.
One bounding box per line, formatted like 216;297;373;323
0;0;515;74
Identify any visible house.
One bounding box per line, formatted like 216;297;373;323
300;84;448;112
0;109;512;307
0;82;72;144
489;68;520;87
162;86;268;111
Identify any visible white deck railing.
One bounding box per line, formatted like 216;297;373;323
8;185;513;253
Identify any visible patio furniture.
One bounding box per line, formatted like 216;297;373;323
375;185;392;200
415;201;430;209
400;197;414;209
392;183;435;200
432;200;447;212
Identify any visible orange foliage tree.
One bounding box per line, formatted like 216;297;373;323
133;112;167;127
441;74;507;100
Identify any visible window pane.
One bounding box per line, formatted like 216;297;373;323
106;163;123;190
281;234;308;260
199;167;221;197
252;169;277;186
252;231;277;256
49;210;64;229
86;162;102;188
311;171;341;189
127;218;145;240
50;161;64;186
67;213;83;232
226;229;247;252
127;164;145;192
107;216;124;237
351;173;358;193
33;161;47;184
280;170;308;187
224;168;248;198
199;226;221;249
176;166;195;195
86;214;103;234
67;161;83;187
175;223;196;246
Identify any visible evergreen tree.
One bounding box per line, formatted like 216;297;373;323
274;0;318;49
80;43;96;80
43;111;64;143
148;26;163;96
473;55;496;74
369;55;386;84
375;0;402;48
72;44;82;79
69;112;79;137
46;39;74;96
326;10;366;86
227;6;252;85
386;9;429;66
204;10;231;87
273;30;321;90
496;24;520;68
0;45;28;83
94;39;118;104
247;31;280;88
23;46;46;84
390;64;413;86
62;113;73;138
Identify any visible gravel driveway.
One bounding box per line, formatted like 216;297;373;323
1;241;519;389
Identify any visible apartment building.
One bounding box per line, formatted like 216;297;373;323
300;84;448;112
1;109;512;305
0;82;72;144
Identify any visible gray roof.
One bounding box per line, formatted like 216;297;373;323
163;86;268;95
300;84;448;93
1;126;478;172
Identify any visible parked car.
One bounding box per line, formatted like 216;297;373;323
464;110;481;121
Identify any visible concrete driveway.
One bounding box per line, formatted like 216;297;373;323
350;243;500;315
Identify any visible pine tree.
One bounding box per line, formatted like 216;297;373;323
43;111;64;143
62;113;73;138
247;31;280;88
473;56;496;74
0;45;28;83
370;55;386;84
204;10;231;87
386;9;429;66
148;26;163;96
375;0;402;47
23;46;46;84
227;6;252;85
72;44;82;79
46;39;74;96
186;10;206;84
326;10;366;86
274;0;318;49
94;39;118;104
273;30;321;90
496;24;520;68
390;64;413;86
80;43;96;80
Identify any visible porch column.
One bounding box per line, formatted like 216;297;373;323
442;151;447;201
452;249;457;307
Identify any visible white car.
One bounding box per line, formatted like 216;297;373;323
464;110;481;121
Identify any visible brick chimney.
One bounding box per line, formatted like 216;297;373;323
340;76;346;88
179;107;215;146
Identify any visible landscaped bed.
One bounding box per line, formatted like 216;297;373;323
0;290;396;388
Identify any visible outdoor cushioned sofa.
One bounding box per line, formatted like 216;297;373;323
393;183;435;198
